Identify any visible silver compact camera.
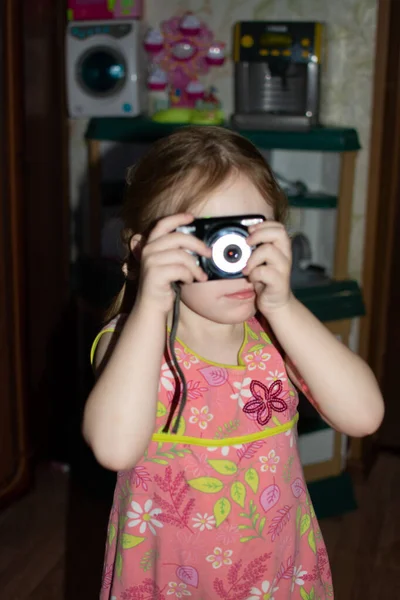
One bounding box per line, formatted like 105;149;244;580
176;214;265;280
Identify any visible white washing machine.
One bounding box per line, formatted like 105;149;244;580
66;20;146;118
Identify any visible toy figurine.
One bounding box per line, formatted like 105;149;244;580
144;12;225;124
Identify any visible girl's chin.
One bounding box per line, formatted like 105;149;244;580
208;304;257;325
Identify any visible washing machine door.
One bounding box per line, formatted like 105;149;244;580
77;46;127;97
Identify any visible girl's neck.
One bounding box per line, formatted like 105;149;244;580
168;301;246;366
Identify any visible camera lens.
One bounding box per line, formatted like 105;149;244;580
211;231;251;275
224;244;242;263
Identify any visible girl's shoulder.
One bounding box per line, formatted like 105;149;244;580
248;313;284;355
102;313;128;333
248;312;274;338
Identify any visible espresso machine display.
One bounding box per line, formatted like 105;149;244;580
231;21;325;131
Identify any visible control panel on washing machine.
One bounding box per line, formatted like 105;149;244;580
70;23;133;40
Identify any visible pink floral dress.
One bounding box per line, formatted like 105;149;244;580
92;315;333;600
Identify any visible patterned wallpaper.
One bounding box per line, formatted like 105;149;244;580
69;0;378;280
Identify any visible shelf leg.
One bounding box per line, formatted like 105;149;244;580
334;151;358;280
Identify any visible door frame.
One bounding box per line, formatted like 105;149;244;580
359;0;400;376
0;0;31;507
356;0;400;461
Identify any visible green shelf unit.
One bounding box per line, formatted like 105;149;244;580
288;192;337;209
297;391;330;435
294;279;365;322
308;472;357;520
298;415;331;436
85;115;361;152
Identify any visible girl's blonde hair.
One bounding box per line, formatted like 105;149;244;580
107;126;287;320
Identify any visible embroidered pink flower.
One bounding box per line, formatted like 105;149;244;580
167;581;191;597
243;380;287;426
206;547;233;569
266;370;286;382
259;449;280;473
192;512;216;531
126;499;163;535
189;406;214;430
244;349;271;370
176;348;200;369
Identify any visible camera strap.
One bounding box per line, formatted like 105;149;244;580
162;283;188;434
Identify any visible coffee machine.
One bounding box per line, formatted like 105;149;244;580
231;21;325;131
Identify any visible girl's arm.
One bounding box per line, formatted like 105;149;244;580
83;213;211;471
267;295;384;437
244;221;384;437
83;304;167;471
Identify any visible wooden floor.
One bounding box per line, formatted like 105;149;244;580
1;451;400;599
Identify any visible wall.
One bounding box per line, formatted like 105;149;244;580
69;0;378;280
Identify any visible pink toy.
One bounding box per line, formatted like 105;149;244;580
145;12;225;109
144;29;164;54
186;80;205;102
206;43;225;66
67;0;143;21
179;13;201;36
148;68;168;91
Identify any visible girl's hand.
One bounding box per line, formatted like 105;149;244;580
136;214;212;315
243;221;292;315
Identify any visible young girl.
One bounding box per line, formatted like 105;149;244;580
84;127;383;600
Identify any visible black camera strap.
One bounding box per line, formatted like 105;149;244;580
162;283;188;434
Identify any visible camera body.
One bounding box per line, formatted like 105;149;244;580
176;214;265;280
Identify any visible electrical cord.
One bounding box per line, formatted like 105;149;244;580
162;283;188;434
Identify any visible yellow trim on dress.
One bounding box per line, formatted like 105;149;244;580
169;322;249;370
152;412;299;447
90;328;115;366
91;320;254;370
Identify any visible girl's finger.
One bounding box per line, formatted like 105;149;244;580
145;231;212;258
160;265;198;286
244;243;291;275
147;213;194;243
248;220;284;232
247;223;290;247
145;249;207;282
247;224;291;260
247;264;282;287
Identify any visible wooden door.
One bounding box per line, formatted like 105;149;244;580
0;0;31;507
358;0;400;456
22;0;70;459
0;0;69;506
379;166;400;449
